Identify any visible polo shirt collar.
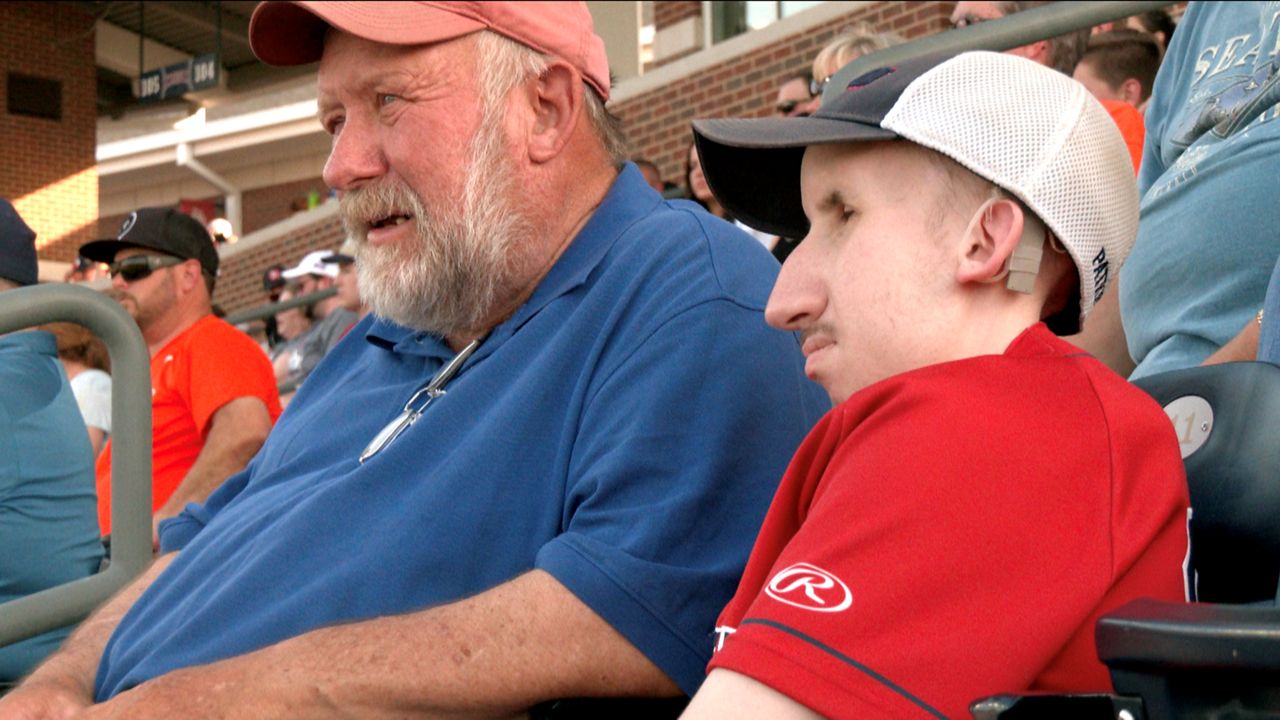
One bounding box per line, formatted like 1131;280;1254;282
365;163;660;363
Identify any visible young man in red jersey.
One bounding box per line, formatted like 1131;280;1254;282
684;51;1190;719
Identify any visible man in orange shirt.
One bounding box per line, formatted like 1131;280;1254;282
80;208;281;544
1074;30;1162;172
950;3;1145;174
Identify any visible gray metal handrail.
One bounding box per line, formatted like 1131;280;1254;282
224;287;338;327
823;1;1177;106
0;284;152;646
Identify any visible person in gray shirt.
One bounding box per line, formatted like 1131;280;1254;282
278;250;357;388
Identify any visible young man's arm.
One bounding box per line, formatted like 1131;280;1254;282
1066;278;1136;377
0;554;176;719
682;670;822;720
86;426;106;458
152;397;272;536
75;570;678;719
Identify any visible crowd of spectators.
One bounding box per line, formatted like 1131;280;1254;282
3;1;1279;718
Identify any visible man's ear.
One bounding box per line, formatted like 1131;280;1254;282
1009;40;1051;66
526;61;583;165
177;260;204;293
1119;77;1144;106
956;198;1024;285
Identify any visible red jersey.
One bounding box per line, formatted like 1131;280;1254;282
96;315;282;533
708;324;1188;719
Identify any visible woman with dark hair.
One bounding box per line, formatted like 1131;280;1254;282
41;322;112;456
685;139;725;217
686;139;782;256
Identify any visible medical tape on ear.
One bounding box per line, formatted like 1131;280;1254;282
1005;210;1045;295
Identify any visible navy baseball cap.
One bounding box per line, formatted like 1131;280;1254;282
80;207;220;280
0;198;38;286
263;264;287;291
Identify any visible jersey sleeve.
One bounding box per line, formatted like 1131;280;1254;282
534;298;827;696
709;379;1128;719
184;322;280;435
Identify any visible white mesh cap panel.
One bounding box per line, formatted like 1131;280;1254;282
881;52;1138;325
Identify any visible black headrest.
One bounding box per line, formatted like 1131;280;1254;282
1132;361;1280;604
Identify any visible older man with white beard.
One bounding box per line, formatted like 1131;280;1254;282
0;3;827;719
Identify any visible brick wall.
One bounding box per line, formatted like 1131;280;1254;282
654;1;701;30
618;2;954;192
0;2;98;263
242;176;329;234
213;207;346;315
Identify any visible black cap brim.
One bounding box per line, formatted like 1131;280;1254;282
321;253;354;265
693;117;896;240
78;239;140;264
693;52;962;240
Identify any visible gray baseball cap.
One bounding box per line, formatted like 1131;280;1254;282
693;51;1137;332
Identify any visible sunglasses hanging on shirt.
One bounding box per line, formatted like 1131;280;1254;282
358;338;482;464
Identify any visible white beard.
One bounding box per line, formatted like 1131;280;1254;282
341;114;531;338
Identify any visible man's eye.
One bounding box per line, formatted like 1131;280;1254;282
378;93;398;107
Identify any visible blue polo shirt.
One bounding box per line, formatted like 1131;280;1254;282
95;164;829;699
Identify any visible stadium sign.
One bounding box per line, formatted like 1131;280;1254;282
139;54;220;102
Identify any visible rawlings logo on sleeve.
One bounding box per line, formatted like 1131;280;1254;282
765;562;852;612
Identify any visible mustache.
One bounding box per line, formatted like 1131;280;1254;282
338;181;427;238
799;324;834;346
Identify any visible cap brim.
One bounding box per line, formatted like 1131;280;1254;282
321;253;354;264
78;239;138;264
250;1;486;67
693;117;898;239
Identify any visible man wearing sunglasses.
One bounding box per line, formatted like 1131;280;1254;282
76;207;282;547
949;1;1090;75
774;74;812;118
275;250;358;388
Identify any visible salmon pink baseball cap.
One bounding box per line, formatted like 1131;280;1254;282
249;1;611;100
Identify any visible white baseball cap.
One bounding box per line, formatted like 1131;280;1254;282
282;249;340;280
693;51;1138;333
